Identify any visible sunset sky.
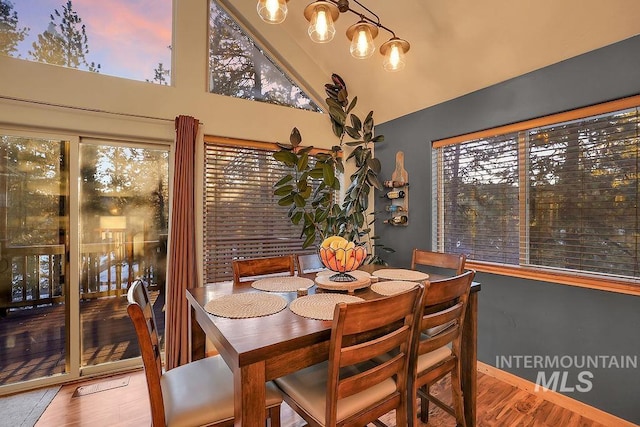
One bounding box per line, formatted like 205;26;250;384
11;0;172;82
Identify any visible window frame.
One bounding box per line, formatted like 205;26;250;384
433;95;640;296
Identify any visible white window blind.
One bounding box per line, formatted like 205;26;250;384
203;140;315;283
527;108;639;278
434;99;639;281
434;133;520;264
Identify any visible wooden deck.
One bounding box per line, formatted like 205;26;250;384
0;290;165;385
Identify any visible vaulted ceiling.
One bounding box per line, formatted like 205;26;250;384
222;0;640;123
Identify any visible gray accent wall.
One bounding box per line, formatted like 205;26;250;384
376;35;640;423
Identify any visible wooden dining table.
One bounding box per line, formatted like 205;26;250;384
186;266;481;426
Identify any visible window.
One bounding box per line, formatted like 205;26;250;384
203;137;317;283
208;1;321;112
433;96;640;284
1;0;172;84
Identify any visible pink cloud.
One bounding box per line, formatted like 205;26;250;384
72;0;172;80
15;0;172;81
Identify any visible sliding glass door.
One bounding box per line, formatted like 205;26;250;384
0;132;70;386
79;141;169;368
0;131;169;391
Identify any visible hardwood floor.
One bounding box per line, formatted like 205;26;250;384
35;369;610;427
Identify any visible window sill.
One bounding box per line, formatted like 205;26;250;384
465;260;640;296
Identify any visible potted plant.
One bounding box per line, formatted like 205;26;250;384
272;73;392;264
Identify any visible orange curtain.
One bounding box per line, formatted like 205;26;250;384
166;115;199;370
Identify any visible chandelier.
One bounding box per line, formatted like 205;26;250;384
256;0;410;72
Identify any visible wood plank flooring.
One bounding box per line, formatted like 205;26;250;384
35;369;611;427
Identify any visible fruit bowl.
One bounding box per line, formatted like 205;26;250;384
318;236;367;282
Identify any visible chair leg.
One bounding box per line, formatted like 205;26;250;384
450;368;466;427
419;385;430;423
268;405;281;427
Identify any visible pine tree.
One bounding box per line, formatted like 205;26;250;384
147;62;169;85
28;0;100;72
0;0;29;56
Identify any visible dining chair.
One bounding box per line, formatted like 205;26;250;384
412;269;475;426
126;280;282;427
274;284;425;427
296;252;325;273
411;248;466;275
232;254;296;285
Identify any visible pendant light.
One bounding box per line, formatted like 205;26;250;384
257;0;289;24
304;1;340;43
258;0;411;71
380;37;410;72
346;20;378;59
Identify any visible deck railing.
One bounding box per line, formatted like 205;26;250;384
0;238;166;314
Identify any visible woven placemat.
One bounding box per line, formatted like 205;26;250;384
371;280;417;296
204;293;287;318
372;268;429;282
251;276;314;292
289;293;364;321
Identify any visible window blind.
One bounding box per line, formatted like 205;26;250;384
203;141;315;283
527;108;639;278
434;99;639;280
434;132;520;264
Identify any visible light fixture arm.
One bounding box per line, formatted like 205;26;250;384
326;0;397;39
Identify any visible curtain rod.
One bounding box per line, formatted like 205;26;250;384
0;94;204;125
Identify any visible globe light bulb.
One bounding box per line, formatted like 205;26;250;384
381;38;409;72
346;21;378;60
350;24;375;59
257;0;287;24
308;4;336;43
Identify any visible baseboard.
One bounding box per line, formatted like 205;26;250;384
477;362;638;427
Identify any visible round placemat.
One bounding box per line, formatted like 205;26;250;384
371;280;417;296
251;276;314;292
204;293;287;318
289;293;364;321
372;268;429;282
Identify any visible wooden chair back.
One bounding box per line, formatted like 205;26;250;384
232;255;296;285
413;270;475;425
296;253;324;273
127;280;166;426
411;249;466;275
418;270;474;357
325;284;425;426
